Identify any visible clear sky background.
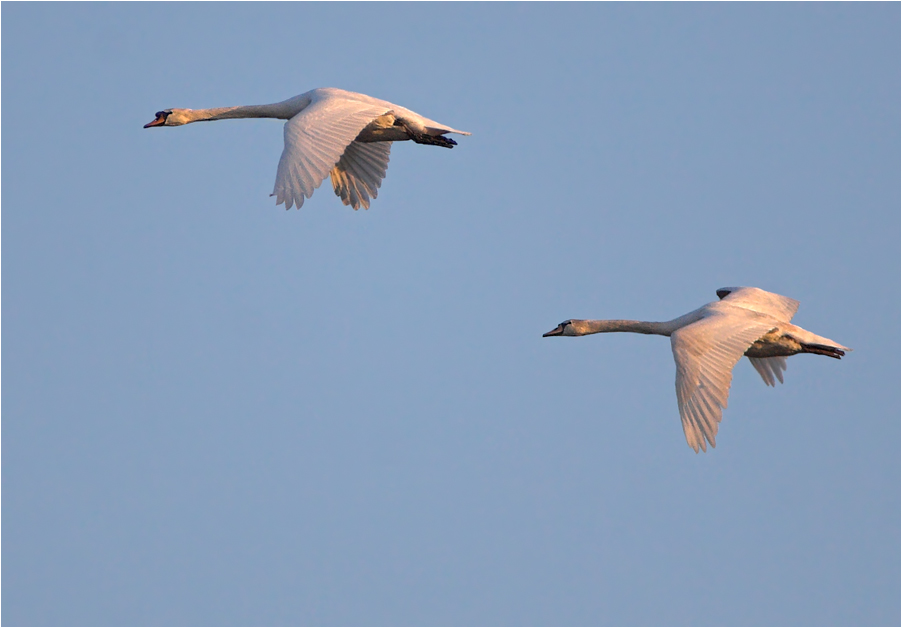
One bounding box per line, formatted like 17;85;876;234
3;3;899;626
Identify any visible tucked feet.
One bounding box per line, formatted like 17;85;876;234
394;118;458;148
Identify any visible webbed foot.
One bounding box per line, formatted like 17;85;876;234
395;119;458;148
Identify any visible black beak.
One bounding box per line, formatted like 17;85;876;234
543;324;565;337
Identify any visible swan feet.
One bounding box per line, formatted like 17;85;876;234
410;133;457;148
802;343;846;359
394;118;458;148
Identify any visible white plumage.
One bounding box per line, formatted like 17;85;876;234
145;87;469;210
543;287;850;452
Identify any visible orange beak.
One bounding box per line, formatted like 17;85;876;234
144;113;167;128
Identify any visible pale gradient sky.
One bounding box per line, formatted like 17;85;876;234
3;3;899;626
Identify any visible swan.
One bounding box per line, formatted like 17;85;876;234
542;287;850;452
144;87;470;210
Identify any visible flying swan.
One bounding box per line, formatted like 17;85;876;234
144;87;470;210
543;287;850;452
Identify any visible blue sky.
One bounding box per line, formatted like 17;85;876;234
3;3;899;626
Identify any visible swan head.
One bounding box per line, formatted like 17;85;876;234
144;109;193;128
543;320;585;337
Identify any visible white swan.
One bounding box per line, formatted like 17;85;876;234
543;287;850;452
144;87;470;210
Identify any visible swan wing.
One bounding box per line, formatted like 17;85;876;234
716;287;800;322
748;356;787;387
671;312;778;452
272;95;391;209
329;141;392;210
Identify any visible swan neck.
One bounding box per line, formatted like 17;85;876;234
581;319;676;336
185;103;293;122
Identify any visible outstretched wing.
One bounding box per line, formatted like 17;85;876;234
272;95;391;209
329;141;392;210
671;311;778;452
716;287;799;322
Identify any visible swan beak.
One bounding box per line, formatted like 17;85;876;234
144;114;167;128
543;324;565;337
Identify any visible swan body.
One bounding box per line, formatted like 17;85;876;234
144;88;470;210
543;287;850;452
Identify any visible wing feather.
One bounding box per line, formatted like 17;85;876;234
686;403;707;452
716;287;800;322
330;141;392;210
272;95;391;209
671;312;778;452
748;356;787;387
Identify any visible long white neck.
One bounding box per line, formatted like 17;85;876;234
574;310;705;337
180;94;313;123
182;104;292;122
577;320;675;336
